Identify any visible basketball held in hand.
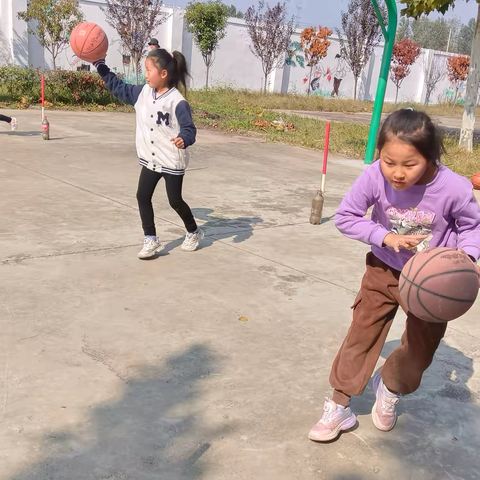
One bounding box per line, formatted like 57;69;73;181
70;22;108;63
399;247;479;323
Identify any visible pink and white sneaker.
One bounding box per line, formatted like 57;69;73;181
372;373;400;431
309;398;357;442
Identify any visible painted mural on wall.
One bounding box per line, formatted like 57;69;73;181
302;52;350;98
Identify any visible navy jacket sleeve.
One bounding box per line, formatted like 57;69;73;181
175;100;196;148
96;63;143;106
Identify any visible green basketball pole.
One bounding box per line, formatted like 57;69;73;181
364;0;398;164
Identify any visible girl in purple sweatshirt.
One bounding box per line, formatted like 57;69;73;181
309;109;480;442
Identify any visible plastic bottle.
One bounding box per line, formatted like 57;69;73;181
310;190;324;225
41;116;50;140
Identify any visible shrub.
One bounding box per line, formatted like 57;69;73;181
0;66;121;105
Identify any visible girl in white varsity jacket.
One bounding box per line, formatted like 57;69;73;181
93;49;204;259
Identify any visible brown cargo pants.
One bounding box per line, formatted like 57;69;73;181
330;252;447;406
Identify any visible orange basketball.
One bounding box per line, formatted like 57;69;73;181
70;22;108;63
399;247;479;323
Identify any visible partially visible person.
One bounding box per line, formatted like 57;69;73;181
331;53;347;98
148;38;160;51
308;109;480;443
0;113;17;131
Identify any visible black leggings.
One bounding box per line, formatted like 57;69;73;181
0;114;12;123
136;166;197;236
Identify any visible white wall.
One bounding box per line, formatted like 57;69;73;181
0;0;472;105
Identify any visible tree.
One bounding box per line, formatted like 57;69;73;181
401;0;480;151
447;54;470;103
411;17;450;51
285;41;305;68
226;4;244;18
390;38;421;103
423;54;446;104
185;1;229;89
336;0;386;100
244;1;294;93
397;17;412;40
457;18;476;55
17;0;84;70
300;26;332;95
102;0;166;84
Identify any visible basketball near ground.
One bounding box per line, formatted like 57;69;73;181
399;247;479;323
70;22;108;63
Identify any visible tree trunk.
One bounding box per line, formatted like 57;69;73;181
395;85;399;104
264;74;268;94
354;76;358;100
459;3;480;151
135;62;139;85
206;64;210;90
425;89;431;105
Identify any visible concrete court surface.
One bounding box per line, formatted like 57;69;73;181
1;110;480;480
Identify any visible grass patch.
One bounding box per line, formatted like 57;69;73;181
190;87;465;117
189;88;480;177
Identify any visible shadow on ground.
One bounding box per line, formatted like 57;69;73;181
9;345;229;480
159;207;264;256
0;131;42;137
350;338;479;479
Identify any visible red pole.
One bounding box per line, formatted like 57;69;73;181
321;122;330;192
322;122;330;175
41;74;45;119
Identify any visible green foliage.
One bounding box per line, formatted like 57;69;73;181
400;0;456;18
17;0;84;69
457;17;476;54
185;1;229;60
0;66;119;105
226;4;244;18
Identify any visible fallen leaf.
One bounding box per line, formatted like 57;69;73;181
238;316;248;322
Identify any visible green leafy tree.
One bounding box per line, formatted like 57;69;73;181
457;18;476;54
411;17;450;51
396;17;412;40
185;0;229;89
401;0;480;151
17;0;84;70
226;4;244;18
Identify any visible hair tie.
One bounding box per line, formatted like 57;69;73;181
407;107;414;111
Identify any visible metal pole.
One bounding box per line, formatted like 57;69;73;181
365;0;398;164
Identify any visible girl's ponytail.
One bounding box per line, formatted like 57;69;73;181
172;51;189;92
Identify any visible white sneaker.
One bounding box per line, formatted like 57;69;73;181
138;236;163;259
181;228;204;252
308;398;357;442
372;374;400;431
10;117;18;131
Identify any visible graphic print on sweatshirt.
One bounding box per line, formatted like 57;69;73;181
156;111;170;126
387;206;436;252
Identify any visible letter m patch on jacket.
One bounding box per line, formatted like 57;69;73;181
156;111;170;126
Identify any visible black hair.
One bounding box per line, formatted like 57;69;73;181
147;48;189;92
377;109;445;163
335;54;341;59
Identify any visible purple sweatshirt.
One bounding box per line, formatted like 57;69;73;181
335;161;480;271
